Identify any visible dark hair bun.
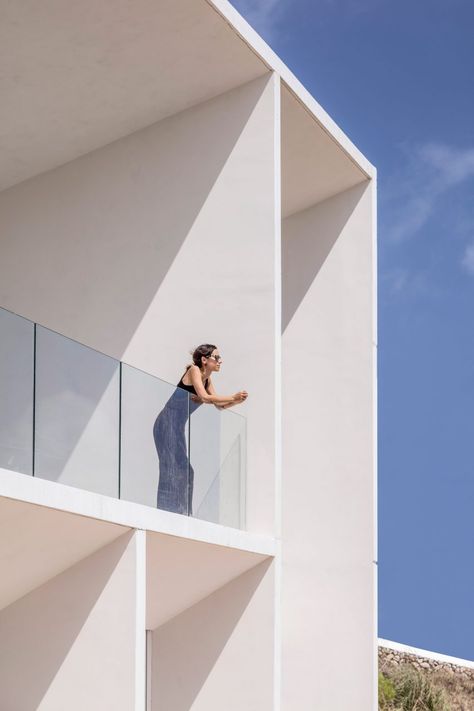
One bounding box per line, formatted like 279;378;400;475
186;343;217;370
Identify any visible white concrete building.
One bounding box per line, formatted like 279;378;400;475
0;1;377;709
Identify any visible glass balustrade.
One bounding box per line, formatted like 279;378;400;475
0;306;246;528
189;402;246;528
34;326;120;496
0;308;34;475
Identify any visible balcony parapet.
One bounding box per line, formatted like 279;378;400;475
0;306;246;530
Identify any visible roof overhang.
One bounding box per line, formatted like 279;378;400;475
0;0;374;211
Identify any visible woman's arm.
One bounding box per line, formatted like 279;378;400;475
188;367;246;406
205;378;241;409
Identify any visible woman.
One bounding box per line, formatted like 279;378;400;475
153;344;248;515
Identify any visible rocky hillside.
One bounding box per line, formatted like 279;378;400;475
379;645;474;710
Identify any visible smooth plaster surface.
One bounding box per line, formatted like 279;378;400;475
281;182;376;709
146;530;269;628
0;0;373;195
0;0;267;190
150;560;274;710
0;468;277;558
281;86;367;217
0;532;139;711
0;495;128;611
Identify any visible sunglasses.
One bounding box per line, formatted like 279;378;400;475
208;355;222;363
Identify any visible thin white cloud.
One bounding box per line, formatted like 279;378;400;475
384;143;474;244
319;0;387;16
381;267;409;294
235;0;383;37
233;0;283;37
461;243;474;276
381;266;430;297
419;144;474;188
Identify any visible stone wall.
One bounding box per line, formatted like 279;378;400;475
379;645;474;683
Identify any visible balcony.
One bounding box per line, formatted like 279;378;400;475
0;305;246;529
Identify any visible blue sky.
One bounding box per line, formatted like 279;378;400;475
231;0;474;660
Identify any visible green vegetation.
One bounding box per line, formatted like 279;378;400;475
379;673;396;707
379;666;450;711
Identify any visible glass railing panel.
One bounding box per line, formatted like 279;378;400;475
188;403;220;521
34;326;120;495
1;306;246;526
189;404;246;528
0;307;34;475
120;365;190;513
217;408;246;529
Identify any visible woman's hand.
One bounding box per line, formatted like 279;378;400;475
232;390;248;403
191;388;248;407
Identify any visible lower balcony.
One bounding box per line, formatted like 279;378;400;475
0;306;246;529
0;495;275;711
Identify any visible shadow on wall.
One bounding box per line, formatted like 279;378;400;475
0;75;270;487
0;532;134;711
151;558;273;711
282;181;369;332
0;74;270;360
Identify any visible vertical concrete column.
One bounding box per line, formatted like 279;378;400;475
281;181;376;710
135;529;147;711
271;72;283;711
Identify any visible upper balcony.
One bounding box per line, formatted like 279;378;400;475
0;305;246;530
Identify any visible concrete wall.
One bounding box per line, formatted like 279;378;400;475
0;73;278;534
281;181;376;710
0;531;143;711
150;559;274;711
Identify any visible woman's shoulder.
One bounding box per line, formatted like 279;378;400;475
181;364;198;383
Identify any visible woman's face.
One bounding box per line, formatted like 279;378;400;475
206;348;222;372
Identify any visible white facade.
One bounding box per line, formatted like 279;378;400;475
0;1;377;709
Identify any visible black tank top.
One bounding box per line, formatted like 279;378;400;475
177;374;209;396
